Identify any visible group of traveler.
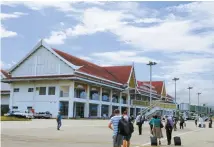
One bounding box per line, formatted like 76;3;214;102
108;109;178;147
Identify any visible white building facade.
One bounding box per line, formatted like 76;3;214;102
2;40;176;118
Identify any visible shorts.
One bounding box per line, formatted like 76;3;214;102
113;134;123;147
123;135;132;141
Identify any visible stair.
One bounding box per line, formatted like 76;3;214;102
140;100;162;116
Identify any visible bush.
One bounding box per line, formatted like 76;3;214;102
0;116;31;121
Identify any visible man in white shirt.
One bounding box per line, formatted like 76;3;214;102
135;112;143;135
108;109;123;147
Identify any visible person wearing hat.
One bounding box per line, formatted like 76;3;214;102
56;111;62;130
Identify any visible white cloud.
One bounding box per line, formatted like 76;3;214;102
0;25;17;38
153;53;214;105
0;12;28;20
44;31;67;45
44;7;135;45
90;50;160;65
134;18;163;23
1;12;28;38
45;4;214;53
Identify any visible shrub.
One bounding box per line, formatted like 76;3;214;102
0;116;31;121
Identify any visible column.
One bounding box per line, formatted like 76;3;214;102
98;104;102;118
68;81;74;118
99;87;102;118
9;84;14;110
100;87;102;101
119;92;122;113
127;91;131;116
134;107;137;117
85;84;90;118
84;103;89;118
109;89;113;116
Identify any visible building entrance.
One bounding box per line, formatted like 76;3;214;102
59;101;69;118
74;102;84;118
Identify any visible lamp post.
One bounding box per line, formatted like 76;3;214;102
172;77;179;104
197;92;201;116
187;87;193;111
147;61;157;106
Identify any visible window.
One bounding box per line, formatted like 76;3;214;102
28;88;34;92
12;106;18;109
13;88;19;92
27;106;32;109
60;86;69;97
48;87;56;95
39;87;46;95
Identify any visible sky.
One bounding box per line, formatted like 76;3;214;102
1;1;214;106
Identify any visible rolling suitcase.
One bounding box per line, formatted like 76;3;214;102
150;136;157;146
174;136;181;146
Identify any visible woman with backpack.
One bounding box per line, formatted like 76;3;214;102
152;115;163;145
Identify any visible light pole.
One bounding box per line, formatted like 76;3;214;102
172;77;179;104
197;92;201;116
187;87;193;111
147;61;157;106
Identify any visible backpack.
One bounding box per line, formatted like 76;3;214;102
118;117;134;136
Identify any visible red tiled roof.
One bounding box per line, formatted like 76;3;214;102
137;81;163;95
53;49;132;84
103;66;132;84
1;70;11;78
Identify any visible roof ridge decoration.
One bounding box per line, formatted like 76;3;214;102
8;39;81;74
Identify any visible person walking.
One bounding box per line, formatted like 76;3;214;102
135;112;143;135
56;111;62;130
122;111;133;147
195;117;198;127
165;116;174;145
180;116;184;129
152;115;163;145
108;109;123;147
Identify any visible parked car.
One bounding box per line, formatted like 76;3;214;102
34;111;52;119
13;111;34;118
4;110;18;116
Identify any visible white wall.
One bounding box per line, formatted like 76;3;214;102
12;47;74;77
1;95;10;105
10;80;73;117
1;74;10;90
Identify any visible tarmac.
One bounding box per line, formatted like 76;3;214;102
1;119;214;147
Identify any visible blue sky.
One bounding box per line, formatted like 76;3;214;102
1;1;214;105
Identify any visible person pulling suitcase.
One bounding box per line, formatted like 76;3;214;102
165;116;174;145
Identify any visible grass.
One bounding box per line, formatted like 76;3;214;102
0;116;32;121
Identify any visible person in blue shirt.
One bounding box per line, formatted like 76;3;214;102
108;109;123;147
56;111;62;130
152;115;163;145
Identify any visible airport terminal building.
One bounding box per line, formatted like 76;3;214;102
1;40;176;118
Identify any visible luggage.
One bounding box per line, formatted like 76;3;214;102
209;123;212;128
150;136;157;146
203;124;206;128
174;136;181;146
